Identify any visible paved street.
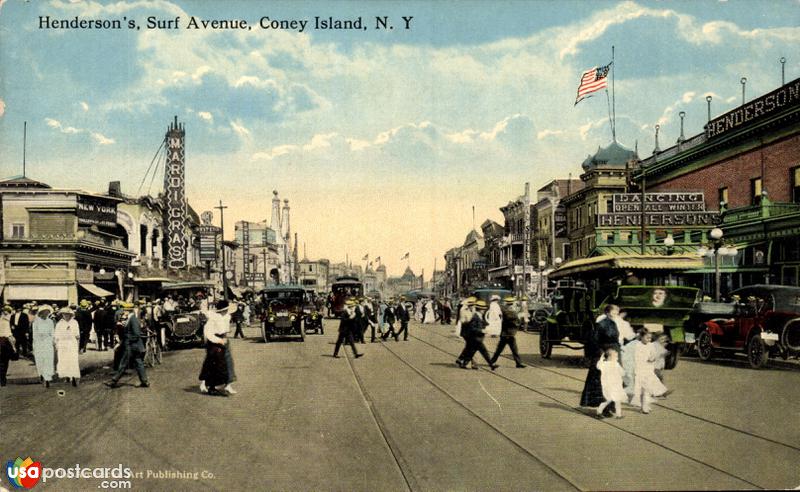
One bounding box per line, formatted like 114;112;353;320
2;321;799;491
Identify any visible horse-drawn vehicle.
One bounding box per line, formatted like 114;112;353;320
542;254;702;369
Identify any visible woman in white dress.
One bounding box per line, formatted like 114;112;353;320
54;307;81;386
423;299;436;324
484;295;503;337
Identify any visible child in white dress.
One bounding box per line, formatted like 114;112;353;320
596;347;626;418
632;332;668;413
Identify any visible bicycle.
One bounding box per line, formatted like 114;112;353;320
142;327;162;367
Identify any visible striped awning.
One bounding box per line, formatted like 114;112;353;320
550;254;704;280
79;283;115;297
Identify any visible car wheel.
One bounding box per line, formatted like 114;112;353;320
748;334;769;369
696;330;713;361
539;325;552;359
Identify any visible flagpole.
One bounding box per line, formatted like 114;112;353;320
605;89;614;142
612;45;616;141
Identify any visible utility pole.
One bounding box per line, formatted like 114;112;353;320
215;200;229;300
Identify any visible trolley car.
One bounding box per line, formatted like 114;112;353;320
328;276;363;318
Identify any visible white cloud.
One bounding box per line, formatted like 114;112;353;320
91;132;115;145
537;129;564;140
45;118;81;134
197;111;213;123
579;118;609;141
252;144;296;161
44;117;113;144
230;120;250;137
80;101;89;112
657;91;697;126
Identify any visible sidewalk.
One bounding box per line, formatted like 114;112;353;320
6;346;115;385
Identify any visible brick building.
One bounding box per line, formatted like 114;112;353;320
638;76;800;291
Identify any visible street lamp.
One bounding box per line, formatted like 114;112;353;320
664;234;675;255
710;227;724;302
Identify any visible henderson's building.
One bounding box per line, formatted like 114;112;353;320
636;75;800;292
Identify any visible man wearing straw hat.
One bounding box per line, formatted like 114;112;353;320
333;298;362;359
75;300;93;354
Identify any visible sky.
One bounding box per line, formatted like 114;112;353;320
1;0;799;279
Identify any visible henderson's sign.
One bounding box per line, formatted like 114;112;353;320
706;77;800;139
597;192;721;228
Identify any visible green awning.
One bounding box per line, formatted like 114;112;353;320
550;254;704;280
684;266;768;274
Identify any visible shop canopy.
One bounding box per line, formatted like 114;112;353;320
549;254;704;280
78;283;115;298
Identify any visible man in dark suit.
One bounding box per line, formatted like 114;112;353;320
75;300;93;353
11;306;30;356
106;308;149;388
490;296;525;368
395;297;411;341
333;299;362;358
353;299;365;344
381;301;398;341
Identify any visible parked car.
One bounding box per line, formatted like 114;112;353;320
259;285;307;342
697;285;800;368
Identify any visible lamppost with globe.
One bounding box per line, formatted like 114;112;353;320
698;227;738;302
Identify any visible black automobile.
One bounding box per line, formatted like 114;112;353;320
259;285;306;342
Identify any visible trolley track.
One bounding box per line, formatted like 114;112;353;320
402;324;790;489
342;350;416;492
373;340;583;490
420;324;800;454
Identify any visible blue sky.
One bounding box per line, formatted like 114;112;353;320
1;0;798;277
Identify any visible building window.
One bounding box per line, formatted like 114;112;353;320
750;177;762;205
792;167;800;203
718;187;728;208
11;223;25;238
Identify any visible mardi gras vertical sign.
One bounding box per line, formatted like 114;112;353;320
165;117;187;269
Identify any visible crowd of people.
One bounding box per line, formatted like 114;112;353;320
0;292;252;395
580;304;671;417
332;296;411;358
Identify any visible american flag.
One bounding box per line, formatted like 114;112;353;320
575;63;612;106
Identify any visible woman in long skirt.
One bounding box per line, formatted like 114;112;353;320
199;309;229;396
54;307;81;386
580;305;620;409
32;305;55;388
